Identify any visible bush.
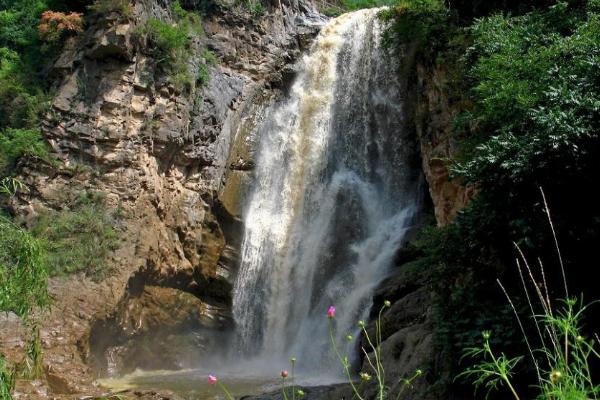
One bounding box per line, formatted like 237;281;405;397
0;49;50;131
37;10;83;42
139;2;205;90
379;0;453;58
31;192;120;280
453;3;600;190
0;128;50;173
0;216;49;318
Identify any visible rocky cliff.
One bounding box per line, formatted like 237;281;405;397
1;0;322;396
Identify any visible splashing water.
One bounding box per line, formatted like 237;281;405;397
232;8;423;376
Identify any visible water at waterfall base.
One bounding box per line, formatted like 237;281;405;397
99;368;346;399
101;7;423;398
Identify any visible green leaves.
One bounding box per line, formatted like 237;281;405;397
453;2;600;189
30;192;120;280
0;216;49;318
0;128;50;172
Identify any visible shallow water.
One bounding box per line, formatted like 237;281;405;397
100;368;344;399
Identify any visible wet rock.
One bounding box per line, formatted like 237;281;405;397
242;383;354;400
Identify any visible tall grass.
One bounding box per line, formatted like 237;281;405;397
458;189;599;400
0;355;15;400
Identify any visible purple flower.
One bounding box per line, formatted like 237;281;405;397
327;306;336;318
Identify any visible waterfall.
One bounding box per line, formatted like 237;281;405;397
232;8;422;375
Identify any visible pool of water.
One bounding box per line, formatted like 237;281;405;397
99;368;344;399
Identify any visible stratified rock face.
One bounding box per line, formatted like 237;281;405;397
3;0;322;395
414;64;474;226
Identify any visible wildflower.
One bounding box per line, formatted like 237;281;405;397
281;370;289;378
358;320;366;328
327;306;336;318
208;374;217;385
384;300;391;307
297;389;306;397
550;370;562;384
346;334;353;342
359;372;372;381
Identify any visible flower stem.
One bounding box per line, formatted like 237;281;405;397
329;319;365;400
217;381;234;400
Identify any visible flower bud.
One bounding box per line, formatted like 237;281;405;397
358;320;366;328
346;334;353;342
415;369;423;376
482;331;491;340
550;370;562;384
296;389;306;397
208;374;217;385
281;370;289;378
359;372;372;381
327;306;336;318
290;357;297;363
384;300;391;308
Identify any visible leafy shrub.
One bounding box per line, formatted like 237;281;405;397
0;49;50;131
379;0;453;59
138;2;206;90
453;3;600;190
0;128;50;173
31;192;120;280
0;216;49;318
143;18;188;59
37;10;83;42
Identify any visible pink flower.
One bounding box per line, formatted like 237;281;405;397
327;306;336;318
281;370;289;378
208;374;217;385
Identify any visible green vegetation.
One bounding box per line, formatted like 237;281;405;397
88;0;133;17
0;355;15;400
31;192;120;280
461;297;600;400
137;1;209;91
380;0;600;397
0;0;76;131
0;129;51;173
243;0;265;17
458;236;600;400
0;216;49;318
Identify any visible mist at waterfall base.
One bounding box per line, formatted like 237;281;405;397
101;8;423;398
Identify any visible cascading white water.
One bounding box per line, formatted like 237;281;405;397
232;8;423;375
